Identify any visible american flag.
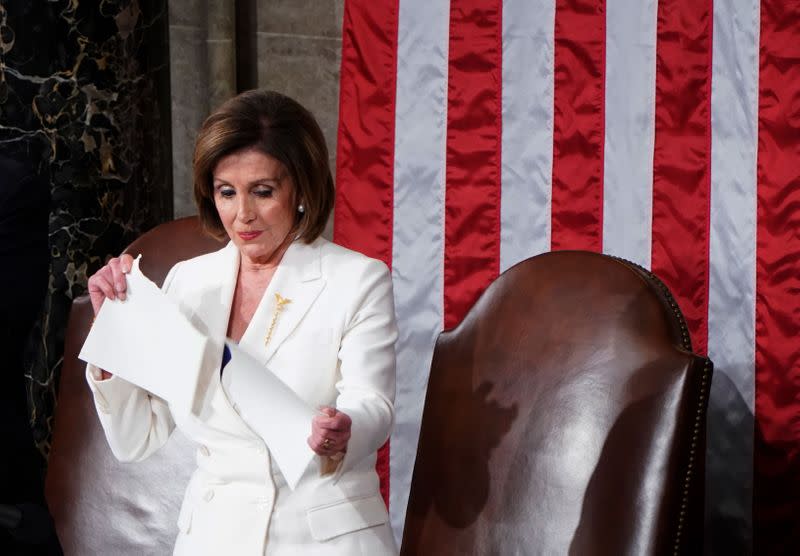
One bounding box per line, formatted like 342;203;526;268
333;1;800;552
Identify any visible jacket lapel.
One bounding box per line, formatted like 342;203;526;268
175;242;245;434
191;242;239;343
239;238;326;365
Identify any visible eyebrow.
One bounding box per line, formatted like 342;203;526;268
213;176;285;187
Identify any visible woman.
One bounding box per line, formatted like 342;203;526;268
85;90;398;555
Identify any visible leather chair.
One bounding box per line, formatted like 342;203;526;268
45;217;224;555
399;251;712;555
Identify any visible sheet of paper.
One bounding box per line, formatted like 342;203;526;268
79;256;317;488
79;256;216;417
221;342;317;490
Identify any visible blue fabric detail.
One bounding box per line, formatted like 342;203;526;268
220;344;232;375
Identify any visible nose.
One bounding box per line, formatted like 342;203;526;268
236;195;255;223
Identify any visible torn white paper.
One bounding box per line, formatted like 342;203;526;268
79;256;316;488
221;343;317;489
79;256;214;417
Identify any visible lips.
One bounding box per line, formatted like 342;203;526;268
238;231;263;241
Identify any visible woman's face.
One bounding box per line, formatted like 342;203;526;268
212;148;298;265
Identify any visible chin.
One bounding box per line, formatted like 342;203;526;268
238;242;276;261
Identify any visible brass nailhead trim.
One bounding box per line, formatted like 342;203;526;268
672;359;711;556
606;255;706;555
610;256;693;352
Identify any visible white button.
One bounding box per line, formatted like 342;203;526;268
203;489;214;502
199;445;210;457
256;444;266;455
97;401;110;414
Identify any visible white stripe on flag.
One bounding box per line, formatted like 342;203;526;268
500;0;555;271
705;0;760;550
601;0;658;267
390;0;450;542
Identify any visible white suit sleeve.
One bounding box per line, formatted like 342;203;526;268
84;262;182;462
333;259;398;479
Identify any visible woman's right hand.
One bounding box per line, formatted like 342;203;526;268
87;254;134;315
87;254;134;380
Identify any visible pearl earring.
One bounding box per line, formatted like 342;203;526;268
298;204;305;213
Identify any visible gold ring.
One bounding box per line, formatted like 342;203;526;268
323;438;332;449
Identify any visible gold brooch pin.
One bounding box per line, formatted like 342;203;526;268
264;293;291;346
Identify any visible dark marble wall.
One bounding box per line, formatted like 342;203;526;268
0;0;172;455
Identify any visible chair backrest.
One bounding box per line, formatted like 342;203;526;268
45;217;224;555
400;251;712;556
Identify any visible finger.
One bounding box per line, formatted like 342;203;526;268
92;282;116;315
313;411;350;428
307;437;324;454
311;416;330;434
315;422;347;433
119;254;134;273
88;264;124;313
333;413;351;428
108;259;128;300
322;441;341;455
310;420;329;439
312;414;346;430
325;438;348;455
317;431;348;445
87;264;114;290
311;423;348;446
309;428;346;449
89;275;117;301
315;415;351;432
308;436;337;456
318;406;337;417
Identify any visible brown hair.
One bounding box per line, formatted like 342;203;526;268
193;90;334;243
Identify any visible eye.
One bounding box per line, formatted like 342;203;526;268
253;186;274;198
216;186;235;199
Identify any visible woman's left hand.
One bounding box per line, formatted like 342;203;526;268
308;406;351;457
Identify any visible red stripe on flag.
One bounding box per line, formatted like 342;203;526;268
650;0;713;356
334;0;399;507
550;0;606;252
443;1;503;329
754;2;800;551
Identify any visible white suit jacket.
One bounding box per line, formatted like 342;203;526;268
86;237;398;555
